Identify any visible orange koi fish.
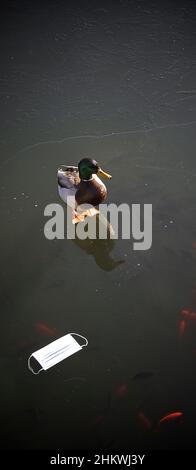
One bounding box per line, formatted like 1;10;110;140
159;411;183;426
94;415;105;425
35;321;57;337
181;309;196;321
138;411;152;430
178;319;187;338
115;383;128;397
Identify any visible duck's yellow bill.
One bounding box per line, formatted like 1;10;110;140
97;168;112;179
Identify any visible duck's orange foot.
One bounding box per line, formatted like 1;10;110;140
72;208;100;224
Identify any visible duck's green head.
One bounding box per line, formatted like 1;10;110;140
78;158;112;181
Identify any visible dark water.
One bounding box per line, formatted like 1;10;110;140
0;0;196;451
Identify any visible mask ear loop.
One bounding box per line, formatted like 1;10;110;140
28;354;43;375
70;333;88;348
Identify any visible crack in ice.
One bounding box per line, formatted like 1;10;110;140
1;119;196;169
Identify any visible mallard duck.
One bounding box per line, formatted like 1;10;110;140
57;158;112;223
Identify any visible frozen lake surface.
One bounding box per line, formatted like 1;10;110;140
0;0;196;450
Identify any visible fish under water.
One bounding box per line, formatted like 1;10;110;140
35;321;57;337
115;383;128;397
137;411;152;430
181;309;196;321
158;411;183;426
178;319;187;338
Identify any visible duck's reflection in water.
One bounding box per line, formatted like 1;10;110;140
73;227;124;271
73;236;124;271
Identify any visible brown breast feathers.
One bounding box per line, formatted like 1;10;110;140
75;180;107;207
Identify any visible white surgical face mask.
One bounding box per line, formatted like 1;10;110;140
28;333;88;375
